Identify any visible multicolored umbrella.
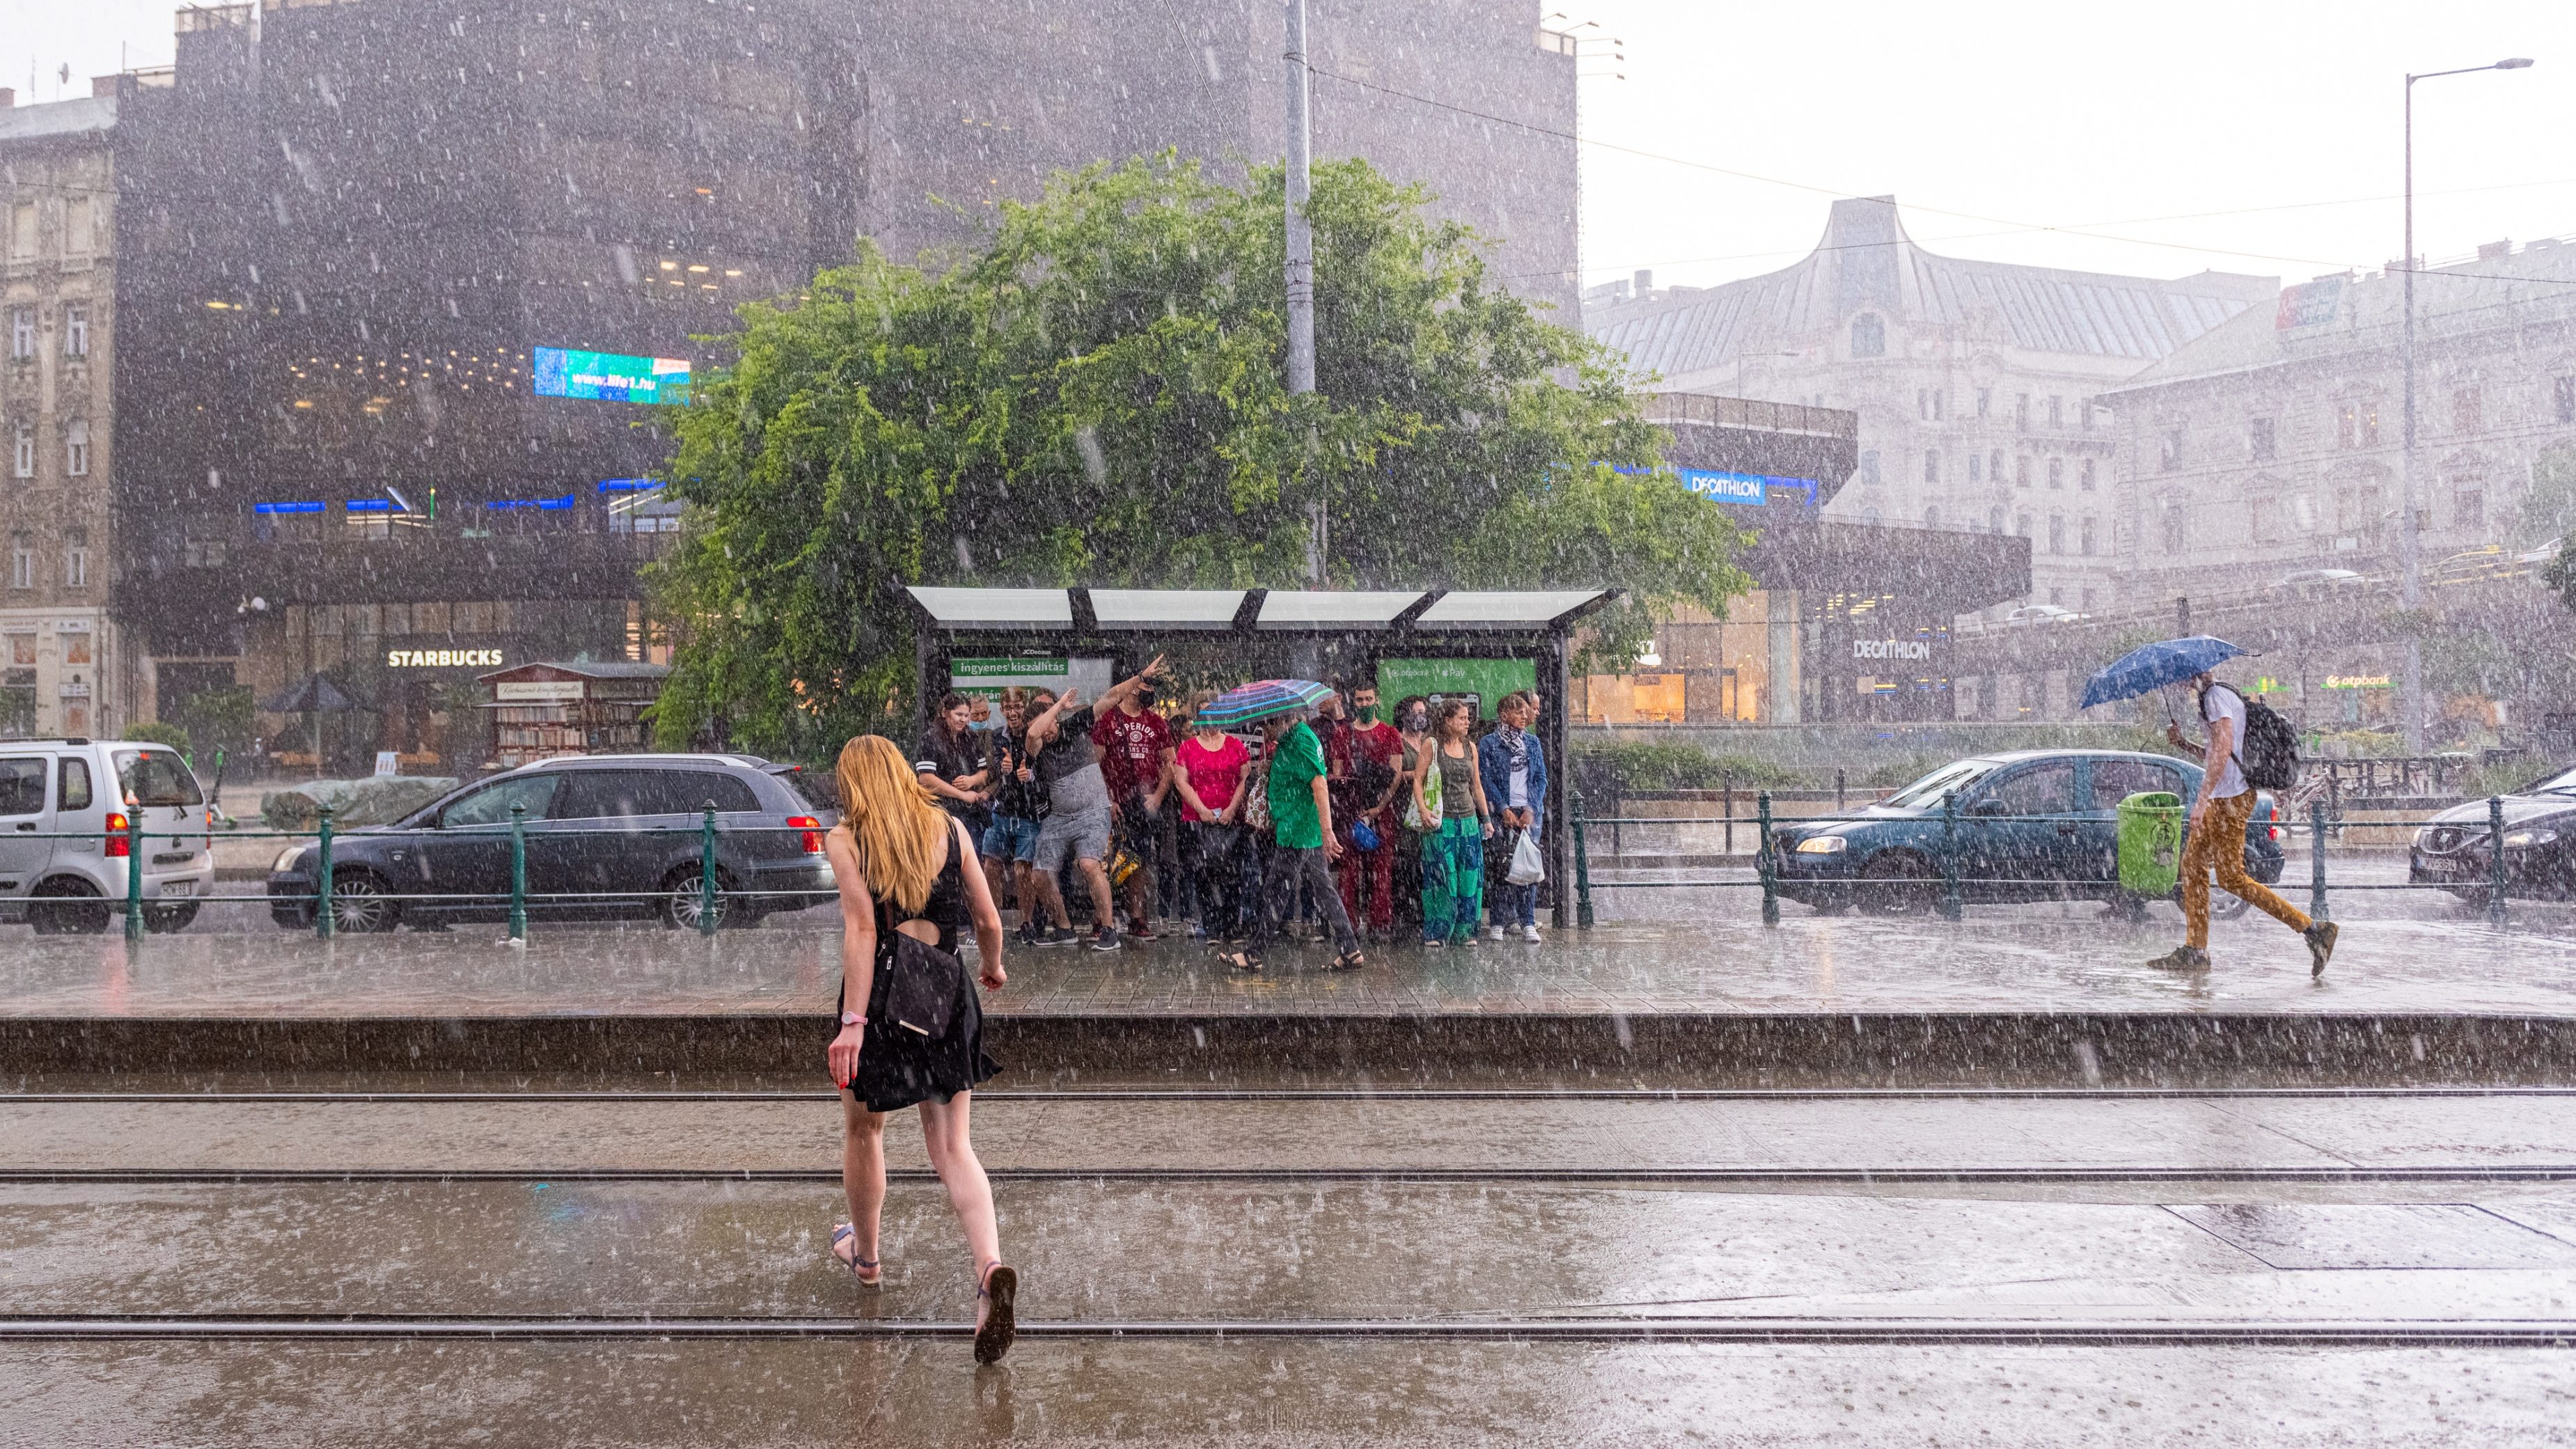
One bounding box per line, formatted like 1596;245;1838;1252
1194;679;1334;729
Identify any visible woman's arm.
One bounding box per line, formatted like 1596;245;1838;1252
953;817;1007;990
1220;761;1251;824
822;828;877;1088
917;769;981;804
1468;751;1493;831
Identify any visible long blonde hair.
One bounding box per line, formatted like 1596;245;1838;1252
833;734;951;915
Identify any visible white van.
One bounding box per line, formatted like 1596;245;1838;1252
0;739;217;933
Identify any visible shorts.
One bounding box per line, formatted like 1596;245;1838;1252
981;814;1040;864
1032;804;1112;875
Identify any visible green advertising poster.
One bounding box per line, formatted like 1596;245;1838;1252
1376;657;1537;719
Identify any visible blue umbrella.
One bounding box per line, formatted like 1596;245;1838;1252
1195;679;1334;729
2077;636;2247;710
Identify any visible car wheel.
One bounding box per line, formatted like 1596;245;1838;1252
659;866;739;930
2210;891;2254;921
325;872;402;934
143;902;201;934
29;878;108;935
1856;852;1935;916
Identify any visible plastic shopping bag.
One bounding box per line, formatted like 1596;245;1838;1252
1507;829;1546;886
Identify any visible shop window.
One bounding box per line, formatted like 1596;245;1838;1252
8;308;31;361
63;630;91;666
1850;314;1885;358
65;418;88;477
61;306;88;359
9;633;32;665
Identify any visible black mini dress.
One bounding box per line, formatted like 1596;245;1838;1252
834;819;1000;1112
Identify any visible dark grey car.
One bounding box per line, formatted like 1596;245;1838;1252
268;753;840;932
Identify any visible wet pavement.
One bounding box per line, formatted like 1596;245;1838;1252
4;899;2573;1020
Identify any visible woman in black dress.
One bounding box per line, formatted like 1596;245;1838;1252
822;734;1018;1363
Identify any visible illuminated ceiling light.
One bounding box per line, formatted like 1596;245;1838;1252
687;265;709;273
724;269;741;277
693;187;712;196
659;260;679;271
293;400;314;409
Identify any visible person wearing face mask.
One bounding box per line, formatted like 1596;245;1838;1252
1477;689;1548;943
1326;681;1404;942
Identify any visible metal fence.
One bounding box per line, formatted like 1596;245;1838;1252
1568;792;2522;930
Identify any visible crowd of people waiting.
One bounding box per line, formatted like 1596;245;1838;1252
913;655;1552;972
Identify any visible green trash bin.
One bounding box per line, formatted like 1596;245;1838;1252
2116;790;2185;897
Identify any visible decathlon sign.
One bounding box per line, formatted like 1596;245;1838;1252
1853;638;1933;662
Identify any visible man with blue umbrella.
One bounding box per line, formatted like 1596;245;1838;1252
2081;639;2339;976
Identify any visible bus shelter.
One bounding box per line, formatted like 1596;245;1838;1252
905;586;1614;927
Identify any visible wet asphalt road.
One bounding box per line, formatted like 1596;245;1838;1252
7;1089;2576;1444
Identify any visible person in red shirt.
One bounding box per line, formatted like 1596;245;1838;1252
1091;680;1177;939
1171;707;1255;941
1326;681;1405;940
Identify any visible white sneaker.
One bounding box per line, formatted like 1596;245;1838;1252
1486;925;1506;941
1521;925;1541;943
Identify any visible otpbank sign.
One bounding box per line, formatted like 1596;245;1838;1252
532;347;691;405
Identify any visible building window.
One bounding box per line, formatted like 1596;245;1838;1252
2016;511;2032;539
2014;455;2032;489
2048;515;2066;554
2080;457;2097;492
8;203;32;260
1924;505;1943;529
2047;457;2064;490
64;418;87;478
1988;505;2004;533
2455;483;2485;530
2080;516;2097;556
1850;314;1885;358
2452;386;2482;435
2159;425;2185;472
61;306;87;359
10;423;30;479
1990;449;2004;484
7;308;31;361
8;534;29;590
1968;453;1983;483
2161;503;2187;556
63;528;88;588
1917;389;1930;421
2557;376;2575;425
182;536;226;568
1923;451;1940;485
1858;449;1880;486
1861;506;1882;526
2048;587;2064;606
2336;400;2381;448
2048;395;2063;428
2249;416;2276;462
2081;398;2098;432
2015;394;2031;432
1976;387;1991;418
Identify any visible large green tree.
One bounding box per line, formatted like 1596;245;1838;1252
648;153;1750;753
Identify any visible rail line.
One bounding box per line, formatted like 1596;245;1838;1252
11;1086;2576;1104
3;1313;2568;1347
11;1164;2576;1186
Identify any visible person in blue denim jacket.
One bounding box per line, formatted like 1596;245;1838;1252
1476;689;1547;941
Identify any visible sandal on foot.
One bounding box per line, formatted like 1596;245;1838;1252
975;1260;1019;1365
830;1223;881;1287
1216;949;1262;973
1329;949;1366;971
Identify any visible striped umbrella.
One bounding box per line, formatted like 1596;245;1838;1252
1194;679;1334;729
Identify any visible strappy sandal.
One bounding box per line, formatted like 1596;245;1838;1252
1215;948;1262;973
974;1259;1019;1365
1328;948;1366;972
830;1223;881;1287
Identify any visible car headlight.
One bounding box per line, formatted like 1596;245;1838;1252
273;846;308;873
1794;836;1848;854
2503;829;2558;849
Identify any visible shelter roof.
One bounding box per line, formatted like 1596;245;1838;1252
905;586;1614;636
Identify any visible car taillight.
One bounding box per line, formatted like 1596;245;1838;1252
2269;825;2286;843
787;816;824;853
104;811;130;856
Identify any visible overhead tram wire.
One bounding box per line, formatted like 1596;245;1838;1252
1305;65;2576;290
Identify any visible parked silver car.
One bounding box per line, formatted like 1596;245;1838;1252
0;738;216;932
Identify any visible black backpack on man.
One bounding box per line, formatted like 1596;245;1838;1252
2205;682;2301;791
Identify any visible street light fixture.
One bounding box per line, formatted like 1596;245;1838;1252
2399;56;2534;753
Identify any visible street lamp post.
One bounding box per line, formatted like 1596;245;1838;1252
2400;56;2532;753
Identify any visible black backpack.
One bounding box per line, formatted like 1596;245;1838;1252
2209;684;2300;790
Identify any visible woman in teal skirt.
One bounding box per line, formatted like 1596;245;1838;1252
1412;699;1492;947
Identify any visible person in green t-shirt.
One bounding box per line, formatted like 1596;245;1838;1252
1218;708;1361;973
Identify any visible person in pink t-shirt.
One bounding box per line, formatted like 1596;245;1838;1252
1172;711;1254;941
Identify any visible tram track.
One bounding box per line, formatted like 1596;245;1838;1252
2;1313;2569;1347
12;1164;2576;1185
11;1086;2576;1104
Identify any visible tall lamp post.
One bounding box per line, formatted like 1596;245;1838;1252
2401;56;2532;753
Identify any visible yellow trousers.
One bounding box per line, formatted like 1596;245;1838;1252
2181;790;2309;949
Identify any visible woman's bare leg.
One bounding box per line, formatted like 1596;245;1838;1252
918;1092;1001;1272
840;1091;888;1262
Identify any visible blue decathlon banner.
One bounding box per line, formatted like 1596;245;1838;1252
1604;464;1819;507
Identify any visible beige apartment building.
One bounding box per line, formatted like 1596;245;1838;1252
0;91;121;739
1588;196;2275;619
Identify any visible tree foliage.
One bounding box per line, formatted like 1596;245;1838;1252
648;153;1750;753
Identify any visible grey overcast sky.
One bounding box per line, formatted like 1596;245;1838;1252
10;0;2574;294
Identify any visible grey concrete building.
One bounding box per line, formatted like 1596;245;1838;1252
1587;196;2274;618
0;91;122;739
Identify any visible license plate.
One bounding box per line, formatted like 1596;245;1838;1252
162;881;194;898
